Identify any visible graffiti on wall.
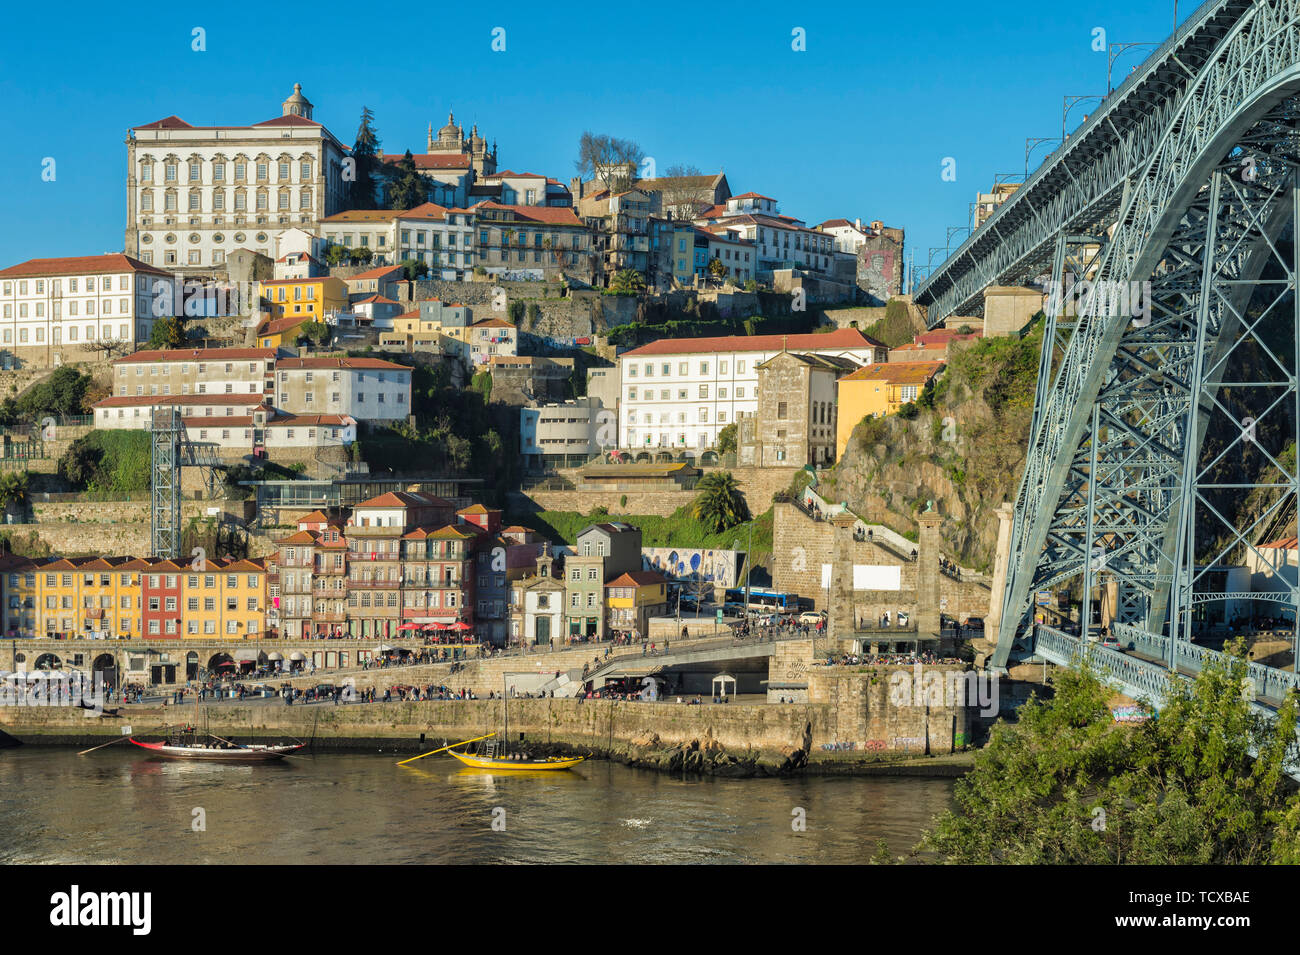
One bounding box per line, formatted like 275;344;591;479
641;548;743;588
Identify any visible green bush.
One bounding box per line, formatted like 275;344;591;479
58;431;151;493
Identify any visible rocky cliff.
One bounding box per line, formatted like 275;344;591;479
818;327;1042;573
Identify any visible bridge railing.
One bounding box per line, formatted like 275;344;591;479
1112;623;1300;704
1034;625;1174;704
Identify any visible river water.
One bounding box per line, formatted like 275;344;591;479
0;749;955;864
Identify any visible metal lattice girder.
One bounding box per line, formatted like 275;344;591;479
150;407;183;560
993;0;1300;667
915;0;1256;324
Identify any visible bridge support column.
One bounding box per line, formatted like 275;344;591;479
986;503;1015;645
829;513;856;645
916;511;941;638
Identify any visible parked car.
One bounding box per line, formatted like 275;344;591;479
799;610;826;626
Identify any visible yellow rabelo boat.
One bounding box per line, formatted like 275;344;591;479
446;747;586;771
396;674;587;772
448;674;586;771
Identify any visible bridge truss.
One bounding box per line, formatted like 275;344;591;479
915;0;1300;667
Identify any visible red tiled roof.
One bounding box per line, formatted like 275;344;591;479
607;570;668;588
473;202;583;226
354;294;400;305
94;394;267;409
470;318;514;329
381;153;471;169
114;347;278;365
275;356;410;371
266;414;352;427
731;192;776;201
183;415;255;428
621;328;882;358
355;491;441;509
0;254;168;279
348;265;405;280
840;360;945;385
252;114;322;128
256;315;309;336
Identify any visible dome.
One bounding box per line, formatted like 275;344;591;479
282;83;313;119
438;110;459;139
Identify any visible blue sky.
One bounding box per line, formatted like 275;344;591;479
0;1;1189;283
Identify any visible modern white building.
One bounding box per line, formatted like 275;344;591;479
617;329;883;451
126;84;350;271
520;397;613;469
0;254;175;367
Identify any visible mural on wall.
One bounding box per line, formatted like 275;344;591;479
641;548;743;588
857;236;902;305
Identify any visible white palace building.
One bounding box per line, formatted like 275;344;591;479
125;84;350;273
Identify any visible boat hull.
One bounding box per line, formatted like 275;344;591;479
129;739;302;761
447;749;585;771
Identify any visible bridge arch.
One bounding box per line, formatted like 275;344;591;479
996;4;1300;666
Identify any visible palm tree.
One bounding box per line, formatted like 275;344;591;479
692;471;749;533
0;470;29;521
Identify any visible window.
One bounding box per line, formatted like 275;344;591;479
777;401;788;419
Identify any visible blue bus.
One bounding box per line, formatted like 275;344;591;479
723;588;799;613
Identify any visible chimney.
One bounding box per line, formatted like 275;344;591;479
855;217;862;232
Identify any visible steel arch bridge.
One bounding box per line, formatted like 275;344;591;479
915;0;1300;670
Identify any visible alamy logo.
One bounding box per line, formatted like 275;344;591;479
889;664;999;716
49;885;151;935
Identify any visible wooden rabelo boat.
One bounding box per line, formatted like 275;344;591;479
129;725;303;762
398;674;587;772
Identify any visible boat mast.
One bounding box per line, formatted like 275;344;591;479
502;672;508;755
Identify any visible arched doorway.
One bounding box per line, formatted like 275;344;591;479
34;653;61;671
92;653;118;690
207;653;235;680
186;651;199;682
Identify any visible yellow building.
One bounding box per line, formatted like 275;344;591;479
257;276;348;325
30;557;143;640
179;558;269;639
836;361;945;458
604;570;669;637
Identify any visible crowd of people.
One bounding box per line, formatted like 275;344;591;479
824;650;963;667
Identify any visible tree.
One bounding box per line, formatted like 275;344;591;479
148;315;186;350
610;269;646;294
574;131;644;189
658;163;711;219
692;470;750;533
707;257;726;280
349;246;374;266
399;258;429;281
324;244;350;267
349;107;382;210
921;642;1300;864
18;366;92;418
80;336;131;359
299;321;330;346
387;150;429;211
715;422;738;455
0;471;29;514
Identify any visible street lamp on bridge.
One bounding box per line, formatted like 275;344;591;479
1062;95;1104;142
1107;41;1158;94
1025;137;1062;181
